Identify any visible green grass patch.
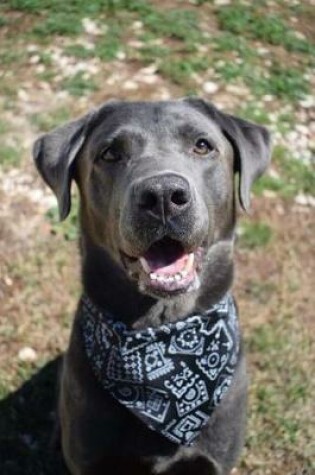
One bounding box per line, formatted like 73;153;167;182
30;107;72;132
0;15;8;27
251;64;310;101
61;72;98;96
95;23;124;61
0;120;9;134
36;51;53;66
46;197;78;241
33;12;83;36
244;280;276;305
237;103;271;125
64;44;95;59
0;145;21;169
0;48;25;66
217;4;314;55
239;221;272;249
4;0;114;14
214;60;249;82
142;9;202;45
213;32;256;60
139;43;171;64
159;56;209;86
215;60;309;102
273;145;315;196
242;289;313;467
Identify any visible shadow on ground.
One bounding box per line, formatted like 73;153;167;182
0;356;69;474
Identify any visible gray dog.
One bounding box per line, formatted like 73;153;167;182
33;98;271;475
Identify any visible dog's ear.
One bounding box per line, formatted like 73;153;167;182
33;110;97;221
184;98;271;211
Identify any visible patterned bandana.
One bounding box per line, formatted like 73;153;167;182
80;294;240;446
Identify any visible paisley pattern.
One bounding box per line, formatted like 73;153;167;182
80;294;240;446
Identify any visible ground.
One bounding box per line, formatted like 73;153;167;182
0;0;314;474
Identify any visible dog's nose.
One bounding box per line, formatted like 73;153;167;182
136;174;191;222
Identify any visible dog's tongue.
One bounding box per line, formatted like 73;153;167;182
141;239;188;275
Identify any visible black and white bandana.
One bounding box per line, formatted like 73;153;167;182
80;294;240;446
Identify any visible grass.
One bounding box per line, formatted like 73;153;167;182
252;64;310;101
33;13;83;36
46;196;79;241
0;120;9;134
159;55;208;86
0;145;21;169
64;44;95;59
30;108;72;132
216;3;314;55
266;145;315;197
245;318;315;471
239;222;273;249
61;72;99;96
95;23;124;61
142;9;202;45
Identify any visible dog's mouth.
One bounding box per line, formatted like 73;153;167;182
122;237;203;296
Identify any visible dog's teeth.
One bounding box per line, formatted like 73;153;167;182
156;275;163;281
140;257;151;273
175;273;182;281
181;270;188;278
150;273;157;280
186;253;195;271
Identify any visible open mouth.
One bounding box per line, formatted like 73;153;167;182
137;237;202;294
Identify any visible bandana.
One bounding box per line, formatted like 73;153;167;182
80;294;240;446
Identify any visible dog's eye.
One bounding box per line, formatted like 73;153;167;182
99;146;118;162
193;138;214;156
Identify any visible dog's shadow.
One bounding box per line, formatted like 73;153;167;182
0;356;69;475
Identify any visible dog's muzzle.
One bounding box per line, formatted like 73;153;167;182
119;173;208;296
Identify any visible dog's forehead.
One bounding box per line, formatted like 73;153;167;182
92;100;222;140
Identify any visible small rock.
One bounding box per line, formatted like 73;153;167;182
263;94;274;102
132;21;143;30
299;96;315;109
29;55;40;65
214;0;231;5
82;18;102;36
26;44;38;53
203;81;219;94
225;84;249;96
17;89;29;101
139;64;158;75
122;80;139;91
18;347;37;362
269;169;280;179
295;123;310;136
276;204;285;215
116;50;126;61
128;40;144;49
257;47;269;55
263;190;277;198
295;193;315;207
294;31;306;40
4;276;13;286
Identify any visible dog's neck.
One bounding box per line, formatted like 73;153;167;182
80;230;235;330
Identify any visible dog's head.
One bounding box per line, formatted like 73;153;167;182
33;99;270;299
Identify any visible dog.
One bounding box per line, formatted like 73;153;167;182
33;98;271;475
